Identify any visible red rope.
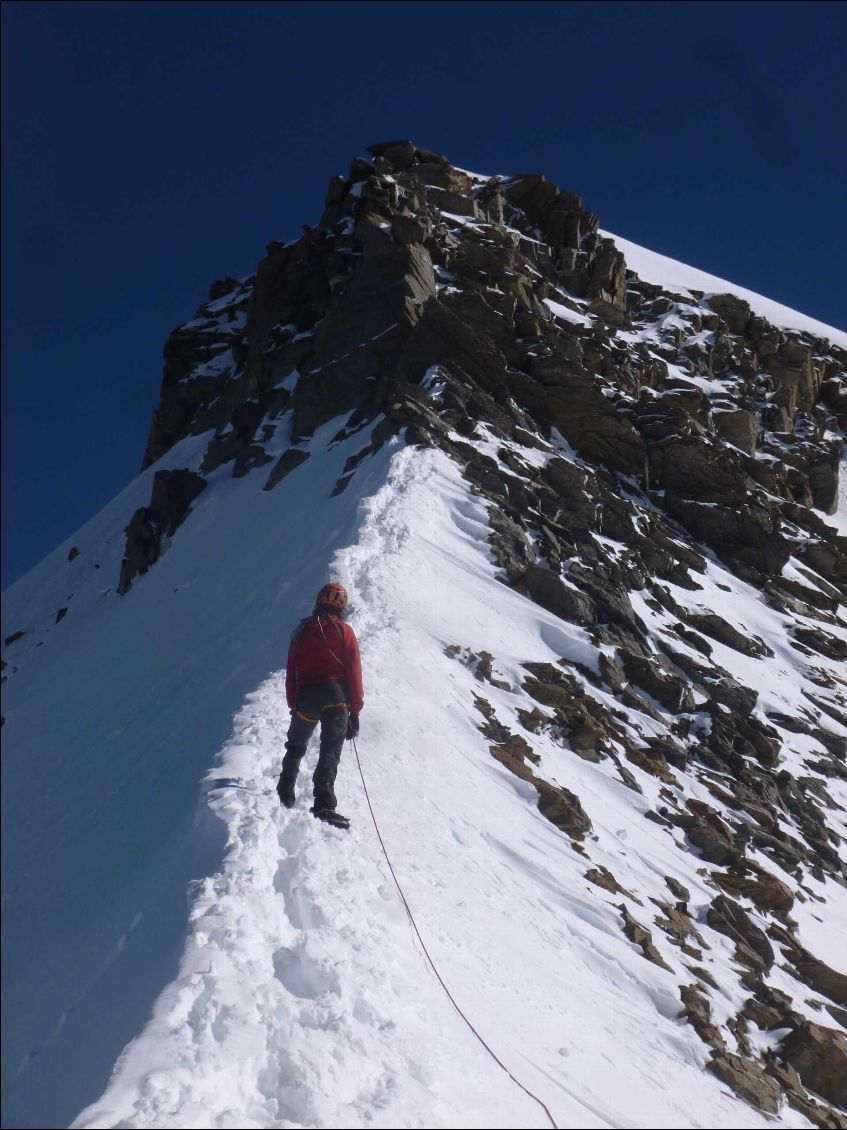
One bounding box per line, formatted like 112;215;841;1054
351;737;559;1129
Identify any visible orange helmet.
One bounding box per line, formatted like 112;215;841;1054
315;582;348;611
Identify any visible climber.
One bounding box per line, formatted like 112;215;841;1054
277;582;363;824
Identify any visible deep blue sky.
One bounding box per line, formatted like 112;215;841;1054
3;1;846;586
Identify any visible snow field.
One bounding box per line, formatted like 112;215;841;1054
1;418;396;1129
75;446;805;1129
602;231;847;350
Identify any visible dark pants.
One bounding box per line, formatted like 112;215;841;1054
280;680;349;808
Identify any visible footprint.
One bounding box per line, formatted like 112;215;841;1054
273;944;339;1000
273;856;325;930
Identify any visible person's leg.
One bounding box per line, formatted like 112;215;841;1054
278;709;317;804
313;704;348;810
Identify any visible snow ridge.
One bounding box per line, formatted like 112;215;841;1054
5;140;846;1130
74;447;805;1130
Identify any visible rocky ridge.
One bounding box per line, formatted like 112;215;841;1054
130;140;847;1124
8;140;846;1124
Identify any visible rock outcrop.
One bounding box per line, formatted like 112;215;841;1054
108;140;845;1121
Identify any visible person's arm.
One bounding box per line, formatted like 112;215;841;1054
285;640;297;710
344;627;364;716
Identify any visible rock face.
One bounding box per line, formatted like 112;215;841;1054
780;1022;847;1108
108;140;846;1122
118;470;206;594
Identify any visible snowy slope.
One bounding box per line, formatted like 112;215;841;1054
602;230;847;350
71;443;819;1130
1;420;396;1129
4;143;846;1130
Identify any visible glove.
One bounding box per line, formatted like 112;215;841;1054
346;713;360;739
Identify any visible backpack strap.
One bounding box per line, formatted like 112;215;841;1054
316;615;345;670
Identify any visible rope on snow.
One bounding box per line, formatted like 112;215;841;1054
350;736;559;1130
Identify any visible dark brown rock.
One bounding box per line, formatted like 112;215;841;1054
711;865;794;917
676;801;743;867
535;780;593;840
619;906;673;971
686;612;773;658
707;895;774;971
585;866;631;897
708;294;752;335
666;496;792;575
665;876;691;903
522;566;596;626
118;469;207;594
779;1022;847;1108
653;899;707;953
786;949;847;1009
708;1050;782;1113
620;649;695;713
680;983;725;1049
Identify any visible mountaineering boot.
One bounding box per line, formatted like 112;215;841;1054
277;778;296;808
311;805;350;829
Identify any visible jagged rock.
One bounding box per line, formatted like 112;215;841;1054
707;894;774;971
667;799;744;867
660;438;752;506
765;1060;847;1130
743;999;786;1030
9;135;847;1130
521;566;596;626
233;445;274;479
708;1050;782;1113
263;449;310;492
541;372;646;476
779;945;847;1009
118;470;206;594
779;1022;847;1109
143;279;253;469
230;399;263;441
619;906;672;971
118;148;846;1124
619;649;695;713
708;294;752;335
568;562;646;635
535;780;593;840
665;876;691;903
793;626;847;664
765;340;818;409
391;213;431;246
685;612;773;658
522;668;612;761
208;277;241;302
652;899;706;954
681;983;724;1049
589;292;629;327
666;496;792;575
585;865;632;897
477;694;592;840
711;865;794;917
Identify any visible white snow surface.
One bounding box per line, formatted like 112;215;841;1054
4;414;846;1128
2;421;395;1129
4;227;847;1128
602;230;847;349
64;445;802;1130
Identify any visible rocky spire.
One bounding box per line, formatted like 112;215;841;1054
114;143;847;1121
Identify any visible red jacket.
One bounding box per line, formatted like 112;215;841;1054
286;614;364;715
